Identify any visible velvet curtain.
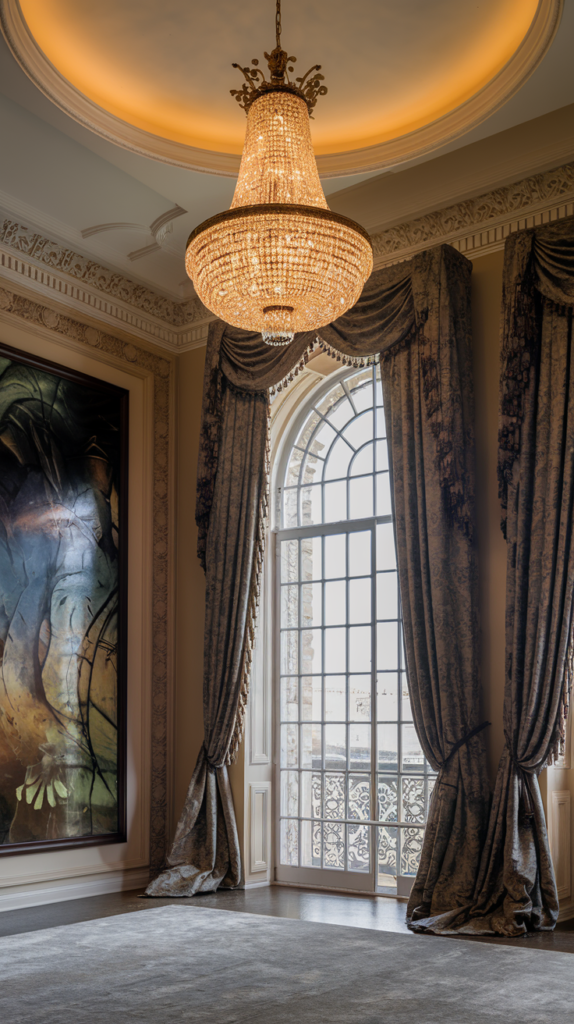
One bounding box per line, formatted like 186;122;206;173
414;218;574;936
147;244;489;906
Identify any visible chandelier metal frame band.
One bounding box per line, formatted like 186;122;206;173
186;203;374;250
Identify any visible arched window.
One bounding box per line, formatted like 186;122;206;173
275;364;435;895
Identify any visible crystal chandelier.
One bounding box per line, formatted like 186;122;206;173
185;1;373;346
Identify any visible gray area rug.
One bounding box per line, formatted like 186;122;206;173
1;905;572;1023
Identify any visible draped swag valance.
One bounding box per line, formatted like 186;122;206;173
147;243;492;910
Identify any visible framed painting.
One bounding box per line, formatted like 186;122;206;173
0;340;128;854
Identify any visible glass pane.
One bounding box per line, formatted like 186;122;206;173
323;821;345;869
375;404;386;438
377;775;398;822
301;629;322;675
349;368;372;393
348;530;371;576
283;488;298;527
301;819;321;867
349;625;371;673
324;772;345;820
324;534;346;578
301;452;322;487
349;475;374;520
324;436;353;481
402;724;425;774
296;410;321;451
280;819;299;866
348;823;370;872
349;577;371;624
324;675;346;721
285;445;304;487
401;776;425;823
301;724;322;769
348;774;371;820
376;473;392;516
377;673;398;720
377;825;397;886
325;724;346;770
376;572;398;620
377;723;398;772
350;443;374;477
377;621;398;670
280;676;298;722
349;675;371;722
324;627;346;674
375;439;388;472
351;380;373;413
301;484;322;525
301;771;322;819
324;480;347;523
310;419;337;459
280;629;298;675
324;580;346;625
400;827;424;877
281;723;298;767
281;584;298;628
281;538;298;582
343;411;372;450
349;723;371;771
281;770;299;818
317;383;346;419
301;675;321;722
301;536;321;581
376;522;396;570
301;581;321;627
401;674;413;721
326;395;354;431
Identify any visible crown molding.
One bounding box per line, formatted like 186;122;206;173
371;160;574;268
0;0;563;177
0;161;573;353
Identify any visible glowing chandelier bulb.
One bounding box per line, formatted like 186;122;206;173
185;2;373;346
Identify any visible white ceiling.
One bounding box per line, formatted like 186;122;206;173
0;1;573;303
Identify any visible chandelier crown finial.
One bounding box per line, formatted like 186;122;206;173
231;0;327;117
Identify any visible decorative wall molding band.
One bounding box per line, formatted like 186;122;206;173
0;284;173;874
1;161;574;352
370;160;574;267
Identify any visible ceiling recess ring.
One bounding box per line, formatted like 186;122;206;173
0;0;563;178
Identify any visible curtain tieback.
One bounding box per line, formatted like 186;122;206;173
437;720;490;772
504;732;536;824
202;743;222;773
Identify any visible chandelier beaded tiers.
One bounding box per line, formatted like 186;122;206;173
185;1;373;346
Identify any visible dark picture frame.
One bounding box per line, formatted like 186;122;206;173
0;339;128;855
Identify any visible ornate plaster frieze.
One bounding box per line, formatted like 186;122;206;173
1;161;574;352
371;160;574;267
0;283;174;875
0;217;212;342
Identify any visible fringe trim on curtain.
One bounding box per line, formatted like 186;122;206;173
269;337;379;397
226;402;271;765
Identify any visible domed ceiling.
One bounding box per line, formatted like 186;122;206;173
0;0;562;175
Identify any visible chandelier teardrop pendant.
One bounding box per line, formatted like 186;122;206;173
185;0;373;346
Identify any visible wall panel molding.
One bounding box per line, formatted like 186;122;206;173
0;283;175;876
249;783;271;875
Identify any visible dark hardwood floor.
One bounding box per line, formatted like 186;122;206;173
1;884;573;952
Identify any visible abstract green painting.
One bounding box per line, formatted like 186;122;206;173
0;343;127;853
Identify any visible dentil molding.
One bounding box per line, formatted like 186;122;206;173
1;161;574;351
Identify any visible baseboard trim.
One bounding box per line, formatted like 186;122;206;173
243;879;271;889
0;866;150;913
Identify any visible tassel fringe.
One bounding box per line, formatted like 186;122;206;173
269;336;379;397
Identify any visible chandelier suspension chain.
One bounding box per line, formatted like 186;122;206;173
276;0;281;49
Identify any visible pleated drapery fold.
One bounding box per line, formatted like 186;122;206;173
147;244;490;906
412;216;574;936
